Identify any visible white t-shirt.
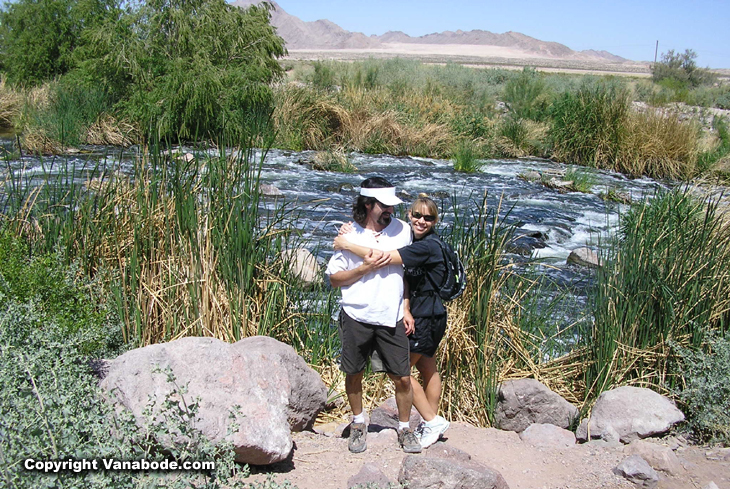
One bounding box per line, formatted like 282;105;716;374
325;218;412;327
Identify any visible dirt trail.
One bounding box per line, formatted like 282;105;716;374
247;422;730;489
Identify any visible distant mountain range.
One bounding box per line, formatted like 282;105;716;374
231;0;630;64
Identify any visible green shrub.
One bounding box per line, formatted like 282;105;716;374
651;49;717;89
0;0;120;86
676;332;730;445
82;0;286;141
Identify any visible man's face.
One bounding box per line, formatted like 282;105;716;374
369;200;394;227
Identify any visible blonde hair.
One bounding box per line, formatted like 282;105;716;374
410;193;439;223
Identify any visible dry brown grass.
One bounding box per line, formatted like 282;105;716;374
86;114;139;146
618;111;700;179
0;76;23;127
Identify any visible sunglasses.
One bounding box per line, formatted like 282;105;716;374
411;211;436;222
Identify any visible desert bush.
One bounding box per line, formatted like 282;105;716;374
676;332;730;445
585;190;730;398
651;49;717;89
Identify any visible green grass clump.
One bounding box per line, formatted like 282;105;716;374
549;78;630;168
451;139;482;172
564;167;596;193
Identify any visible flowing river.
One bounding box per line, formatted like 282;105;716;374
1;142;671;330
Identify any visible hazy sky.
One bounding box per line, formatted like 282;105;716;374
270;0;730;69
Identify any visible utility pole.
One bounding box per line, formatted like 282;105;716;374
654;40;659;64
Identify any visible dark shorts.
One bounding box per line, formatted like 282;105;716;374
339;310;411;377
409;314;447;357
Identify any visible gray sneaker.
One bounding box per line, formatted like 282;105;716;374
348;422;367;453
398;427;422;453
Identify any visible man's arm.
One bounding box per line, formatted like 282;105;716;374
403;278;414;335
329;249;392;288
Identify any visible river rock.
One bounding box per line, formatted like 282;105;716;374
576;386;685;444
399;454;510;489
369;396;422;431
100;336;327;465
495;378;579;432
624;439;683;475
260;183;284;197
613;455;659;489
280;248;321;284
567;247;601;268
519;423;576;448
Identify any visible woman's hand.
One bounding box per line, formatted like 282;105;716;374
338;221;354;235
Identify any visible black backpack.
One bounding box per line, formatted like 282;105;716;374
426;235;467;302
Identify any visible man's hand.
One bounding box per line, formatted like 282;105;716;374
363;248;391;270
333;234;349;251
403;310;415;336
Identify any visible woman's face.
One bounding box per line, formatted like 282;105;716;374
409;203;437;239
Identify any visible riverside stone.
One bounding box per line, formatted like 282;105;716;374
399;454;510;489
100;336;327;465
520;423;576;448
613;455;659;489
576;386;685;444
624;439;683;475
567;247;601;268
495;378;579;432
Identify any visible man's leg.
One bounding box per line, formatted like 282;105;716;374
387;373;414;423
345;371;364;416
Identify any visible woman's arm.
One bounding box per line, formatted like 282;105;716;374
333;235;404;265
328;248;392;288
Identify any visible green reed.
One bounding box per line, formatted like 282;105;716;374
585;189;730;398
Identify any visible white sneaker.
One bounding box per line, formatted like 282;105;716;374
418;415;450;448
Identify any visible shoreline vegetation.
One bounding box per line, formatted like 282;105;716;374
2;0;730;486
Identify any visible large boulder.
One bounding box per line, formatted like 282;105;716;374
494;379;579;432
567;247;601;268
576;386;685;444
100;336;327;465
399;454;510;489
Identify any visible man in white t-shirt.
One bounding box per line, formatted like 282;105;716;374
325;177;421;454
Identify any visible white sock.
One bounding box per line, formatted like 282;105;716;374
398;421;410;431
426;415;443;426
353;412;366;424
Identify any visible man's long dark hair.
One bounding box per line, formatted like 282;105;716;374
352;177;395;226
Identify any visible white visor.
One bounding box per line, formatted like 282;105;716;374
360;186;403;206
